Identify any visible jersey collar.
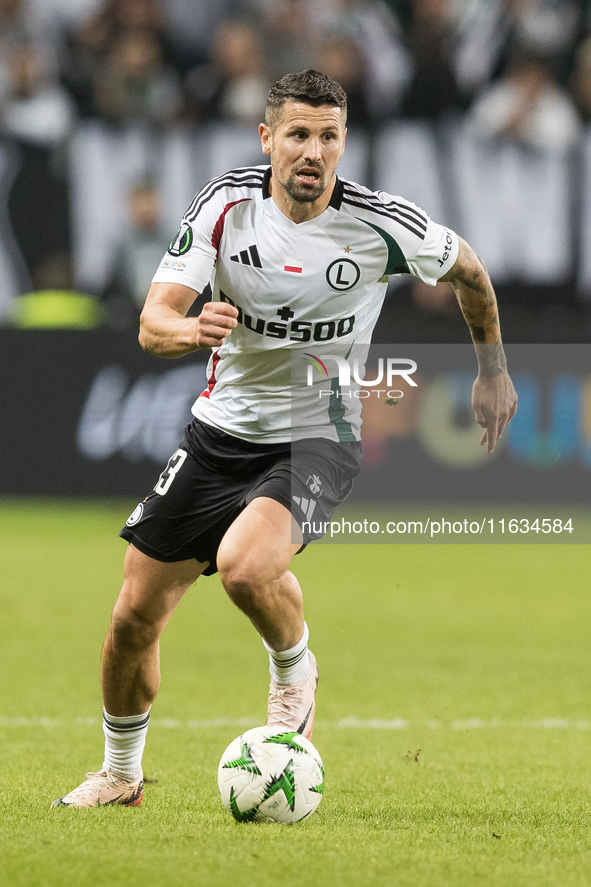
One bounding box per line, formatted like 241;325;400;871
262;169;343;232
329;175;344;210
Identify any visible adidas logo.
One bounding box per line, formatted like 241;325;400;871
292;496;317;521
230;245;262;268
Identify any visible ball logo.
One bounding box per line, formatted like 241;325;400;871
326;258;361;291
126;503;144;527
168;222;193;257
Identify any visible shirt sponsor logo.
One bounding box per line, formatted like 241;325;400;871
438;231;454;267
219;290;355;342
160;259;187;271
326;258;361;291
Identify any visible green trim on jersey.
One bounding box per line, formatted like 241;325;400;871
328;379;356;442
359;219;410;276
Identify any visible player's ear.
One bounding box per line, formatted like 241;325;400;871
340;127;347;159
259;123;272;156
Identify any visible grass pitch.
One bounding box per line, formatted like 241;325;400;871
2;499;591;886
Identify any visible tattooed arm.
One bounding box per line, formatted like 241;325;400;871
439;236;517;453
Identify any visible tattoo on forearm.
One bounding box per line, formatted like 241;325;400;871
455;284;499;341
452;247;500;340
474;342;507;377
449;242;507;375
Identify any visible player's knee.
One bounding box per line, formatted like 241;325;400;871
218;557;264;608
109;605;162;652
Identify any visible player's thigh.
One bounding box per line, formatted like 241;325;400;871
113;543;208;631
217;497;302;587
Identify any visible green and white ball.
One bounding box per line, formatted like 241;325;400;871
218;726;324;824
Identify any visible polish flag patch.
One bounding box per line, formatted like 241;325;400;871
283;259;303;273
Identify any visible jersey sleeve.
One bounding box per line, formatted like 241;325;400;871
405;218;459;286
151;199;219;295
151;167;265;294
342;182;459;287
371;189;459;286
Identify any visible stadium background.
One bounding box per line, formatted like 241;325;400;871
1;0;590;504
2;8;591;884
1;0;590;505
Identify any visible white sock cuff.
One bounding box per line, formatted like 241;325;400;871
263;622;309;658
264;623;311;685
103;708;151;730
102;708;151;779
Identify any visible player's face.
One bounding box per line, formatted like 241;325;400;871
259;102;346;219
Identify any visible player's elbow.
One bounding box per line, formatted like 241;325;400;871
138;310;165;356
138;312;154;354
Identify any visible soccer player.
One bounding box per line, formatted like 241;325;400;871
52;70;517;808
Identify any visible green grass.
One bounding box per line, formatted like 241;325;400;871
2;499;591;886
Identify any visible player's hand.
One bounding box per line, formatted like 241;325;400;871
195;301;238;349
472;371;518;454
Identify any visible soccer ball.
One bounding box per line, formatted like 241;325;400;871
217;726;324;824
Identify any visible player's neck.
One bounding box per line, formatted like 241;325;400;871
268;175;336;224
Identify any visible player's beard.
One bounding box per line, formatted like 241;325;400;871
283;166;327;203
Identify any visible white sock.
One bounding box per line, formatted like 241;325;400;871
102;708;151;779
263;623;311;685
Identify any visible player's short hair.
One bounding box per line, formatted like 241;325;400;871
265;70;347;130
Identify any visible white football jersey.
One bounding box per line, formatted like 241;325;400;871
152;165;459;443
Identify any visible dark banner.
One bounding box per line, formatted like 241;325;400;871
1;331;208;496
0;333;589;502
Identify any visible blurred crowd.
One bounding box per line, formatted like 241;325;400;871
3;0;591;326
1;0;591;150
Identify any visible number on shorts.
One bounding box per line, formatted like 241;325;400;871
154;449;187;496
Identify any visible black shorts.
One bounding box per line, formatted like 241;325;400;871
119;419;362;575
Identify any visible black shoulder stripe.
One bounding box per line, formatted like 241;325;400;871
186;170;265;220
341;196;426;240
185;167;264;217
185;167;264;221
342;184;427;228
186;176;264;222
378;197;427;229
343;194;427;233
194;166;265;197
342;184;427;230
382;205;427;233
